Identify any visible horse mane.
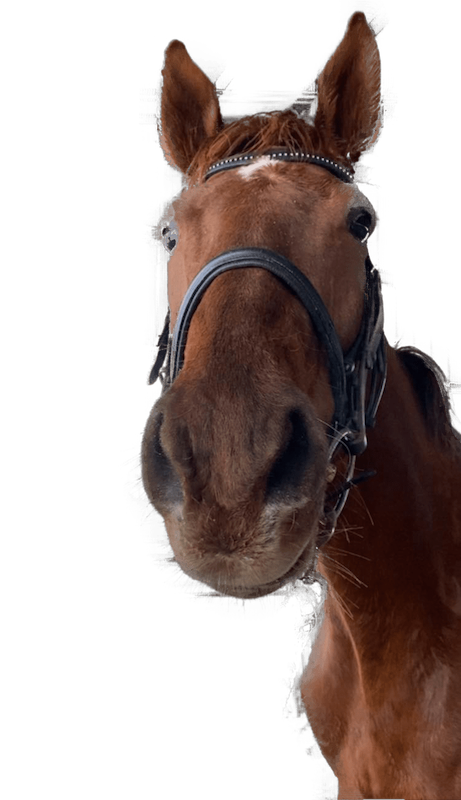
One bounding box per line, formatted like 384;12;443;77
188;110;353;182
396;346;459;446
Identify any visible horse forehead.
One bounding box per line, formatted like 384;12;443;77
179;164;354;220
167;167;367;334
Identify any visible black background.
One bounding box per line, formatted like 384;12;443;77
122;5;461;798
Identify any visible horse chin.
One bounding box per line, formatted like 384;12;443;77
176;538;317;600
189;548;318;600
213;545;319;600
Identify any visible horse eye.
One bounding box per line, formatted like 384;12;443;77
161;222;179;252
349;210;373;244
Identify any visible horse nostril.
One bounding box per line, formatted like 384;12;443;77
142;412;183;508
265;409;311;500
152;413;166;459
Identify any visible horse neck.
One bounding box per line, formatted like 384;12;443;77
319;344;461;645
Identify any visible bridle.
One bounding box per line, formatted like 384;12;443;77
149;151;387;545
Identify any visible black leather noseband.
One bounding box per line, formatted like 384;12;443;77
169;248;348;423
149;151;387;543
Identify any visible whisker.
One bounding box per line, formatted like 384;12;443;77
327;585;359;617
360;495;375;526
326;546;371;563
333;559;368;589
336;509;365;536
316;417;338;437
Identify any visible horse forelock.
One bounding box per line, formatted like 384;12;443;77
187;109;353;183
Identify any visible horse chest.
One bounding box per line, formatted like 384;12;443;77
301;611;461;798
300;613;364;771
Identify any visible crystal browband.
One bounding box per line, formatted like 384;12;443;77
205;151;354;183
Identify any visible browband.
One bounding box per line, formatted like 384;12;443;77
204;151;354;183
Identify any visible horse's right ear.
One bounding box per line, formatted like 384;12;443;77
160;41;223;173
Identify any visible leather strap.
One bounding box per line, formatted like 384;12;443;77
205;151;354;183
148;311;170;385
149;247;386;455
169;247;348;426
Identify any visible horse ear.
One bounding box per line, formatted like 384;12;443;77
315;12;381;163
160;40;223;173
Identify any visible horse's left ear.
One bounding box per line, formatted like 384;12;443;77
315;12;381;163
160;40;223;173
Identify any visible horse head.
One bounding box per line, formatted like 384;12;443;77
142;12;382;598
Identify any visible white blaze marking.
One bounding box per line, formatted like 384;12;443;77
239;155;273;180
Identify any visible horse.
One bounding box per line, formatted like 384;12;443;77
141;12;461;799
